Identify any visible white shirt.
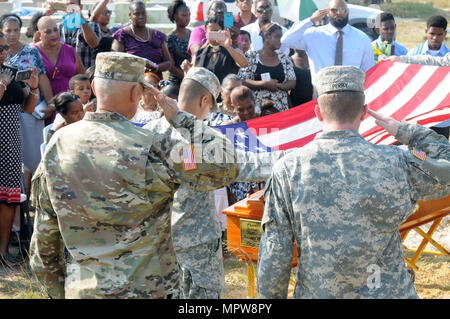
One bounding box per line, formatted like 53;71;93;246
281;18;375;85
241;21;289;55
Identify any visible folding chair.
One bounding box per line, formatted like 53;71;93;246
399;195;450;271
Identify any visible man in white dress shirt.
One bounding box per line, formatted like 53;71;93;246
241;0;289;55
280;0;374;86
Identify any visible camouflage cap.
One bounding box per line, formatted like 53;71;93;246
184;67;220;112
94;52;153;88
316;66;365;96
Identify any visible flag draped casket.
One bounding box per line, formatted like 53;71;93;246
219;60;450;267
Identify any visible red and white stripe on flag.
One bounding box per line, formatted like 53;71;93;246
181;146;197;171
245;60;450;150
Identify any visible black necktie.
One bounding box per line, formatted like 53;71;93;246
335;31;343;65
391;44;395;56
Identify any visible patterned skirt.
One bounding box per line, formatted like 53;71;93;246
0;103;22;205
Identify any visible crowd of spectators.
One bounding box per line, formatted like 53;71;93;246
0;0;448;269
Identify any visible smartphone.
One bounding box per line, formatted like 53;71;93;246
208;31;226;42
52;2;67;11
16;69;32;81
224;12;233;28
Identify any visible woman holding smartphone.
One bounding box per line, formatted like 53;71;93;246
1;14;54;175
191;17;247;85
0;31;39;268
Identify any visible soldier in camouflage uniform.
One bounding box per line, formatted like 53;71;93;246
143;67;287;298
29;53;239;299
257;65;450;299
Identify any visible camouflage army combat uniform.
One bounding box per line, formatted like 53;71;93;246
169;148;287;299
29;54;239;299
257;65;450;299
143;95;287;298
257;122;450;299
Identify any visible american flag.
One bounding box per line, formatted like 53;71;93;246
212;60;450;152
181;146;197;170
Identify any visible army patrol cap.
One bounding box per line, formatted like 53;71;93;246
184;67;220;112
316;66;365;96
94;52;153;88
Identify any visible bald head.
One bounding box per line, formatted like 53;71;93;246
328;0;347;9
37;16;56;31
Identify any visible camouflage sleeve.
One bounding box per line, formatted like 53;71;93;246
257;167;295;299
235;150;287;182
29;166;66;299
399;53;450;66
152;110;239;191
395;122;450;207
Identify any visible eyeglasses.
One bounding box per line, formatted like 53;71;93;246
330;7;348;14
238;0;252;2
256;6;272;13
0;45;10;53
102;9;112;15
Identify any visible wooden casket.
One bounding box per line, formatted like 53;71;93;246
222;190;297;267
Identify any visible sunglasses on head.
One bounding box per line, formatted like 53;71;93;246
256;6;272;13
330;7;348;14
0;45;10;53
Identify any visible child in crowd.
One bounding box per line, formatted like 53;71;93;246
69;74;92;105
238;30;251;54
47;92;84;141
226;85;258;124
52;74;92;125
407;15;449;57
85;65;96;100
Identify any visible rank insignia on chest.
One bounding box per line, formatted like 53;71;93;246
412;148;426;161
181;146;197;171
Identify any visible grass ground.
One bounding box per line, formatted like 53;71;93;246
221;247;450;299
1;0;448;301
2;243;448;299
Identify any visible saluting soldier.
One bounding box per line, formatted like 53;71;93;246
29;52;239;299
257;65;450;299
144;69;287;298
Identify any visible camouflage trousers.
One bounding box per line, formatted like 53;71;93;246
173;238;225;299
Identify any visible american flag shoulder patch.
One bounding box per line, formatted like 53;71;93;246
412;148;426;161
181;146;197;171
